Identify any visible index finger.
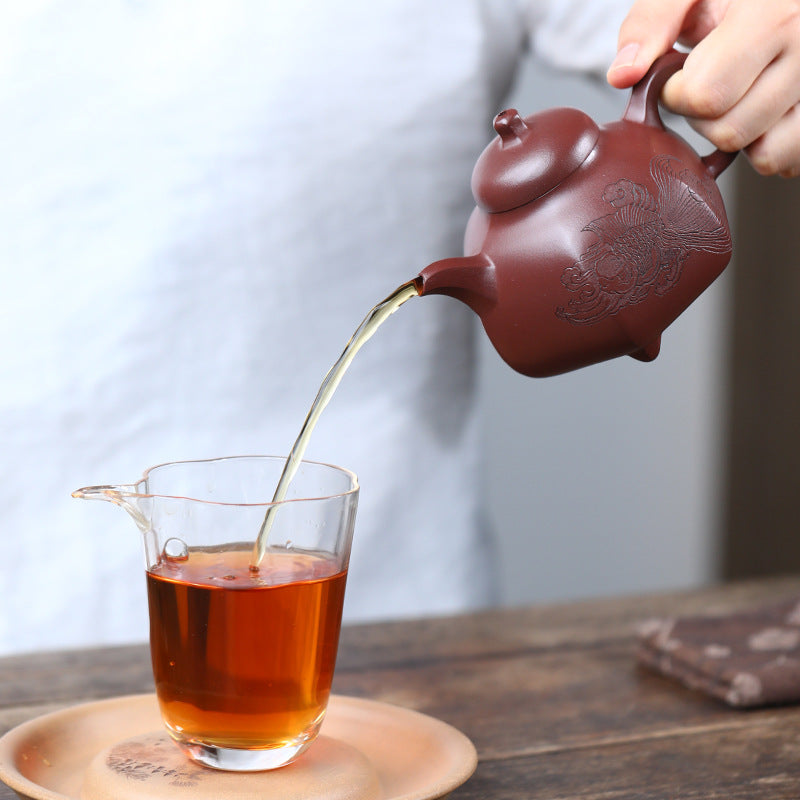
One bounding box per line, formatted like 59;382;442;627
607;0;696;88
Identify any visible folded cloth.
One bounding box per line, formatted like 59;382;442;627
637;596;800;708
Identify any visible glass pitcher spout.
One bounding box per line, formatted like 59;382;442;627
72;456;360;577
72;484;152;533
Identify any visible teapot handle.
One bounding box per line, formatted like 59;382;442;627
622;49;738;179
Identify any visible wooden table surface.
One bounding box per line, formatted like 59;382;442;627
3;577;800;799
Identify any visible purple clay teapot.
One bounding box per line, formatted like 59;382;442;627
417;50;737;377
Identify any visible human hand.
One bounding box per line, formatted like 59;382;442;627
606;0;800;177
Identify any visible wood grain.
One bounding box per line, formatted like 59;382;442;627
2;577;800;799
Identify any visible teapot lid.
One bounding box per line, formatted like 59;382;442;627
472;107;600;213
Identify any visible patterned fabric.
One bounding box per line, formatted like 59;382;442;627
637;597;800;707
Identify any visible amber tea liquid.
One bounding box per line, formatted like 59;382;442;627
147;546;347;749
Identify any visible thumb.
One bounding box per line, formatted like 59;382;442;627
607;0;696;88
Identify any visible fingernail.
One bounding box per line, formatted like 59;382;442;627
609;42;640;71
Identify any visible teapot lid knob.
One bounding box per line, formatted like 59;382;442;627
493;110;529;145
472;107;600;213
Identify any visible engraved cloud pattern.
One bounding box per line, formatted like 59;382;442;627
556;155;731;324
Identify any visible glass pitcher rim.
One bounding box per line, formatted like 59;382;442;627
103;454;359;507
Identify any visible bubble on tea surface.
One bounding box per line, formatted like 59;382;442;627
163;537;189;562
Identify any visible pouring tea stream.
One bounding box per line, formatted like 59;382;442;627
249;49;737;561
77;48;738;571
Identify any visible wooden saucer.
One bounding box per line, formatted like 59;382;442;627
0;694;477;800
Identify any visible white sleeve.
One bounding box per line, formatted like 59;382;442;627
520;0;633;73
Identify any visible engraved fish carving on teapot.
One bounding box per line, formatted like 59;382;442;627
416;50;737;377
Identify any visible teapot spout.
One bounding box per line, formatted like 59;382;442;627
72;484;151;533
417;253;496;316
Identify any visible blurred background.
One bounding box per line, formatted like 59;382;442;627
486;52;800;607
4;13;798;658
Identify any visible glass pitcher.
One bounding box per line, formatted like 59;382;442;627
74;455;359;772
